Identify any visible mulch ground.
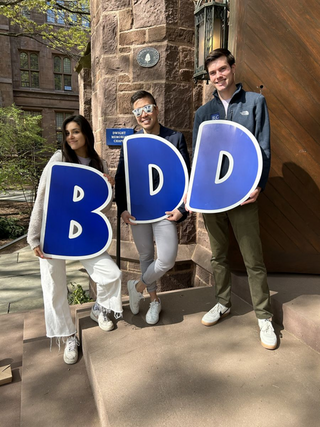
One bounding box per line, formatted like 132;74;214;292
0;200;31;252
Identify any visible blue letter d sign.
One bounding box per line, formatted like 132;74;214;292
124;134;188;223
187;120;262;212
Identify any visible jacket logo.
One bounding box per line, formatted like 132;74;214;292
211;113;220;120
240;111;249;116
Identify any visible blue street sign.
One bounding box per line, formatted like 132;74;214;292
106;128;134;146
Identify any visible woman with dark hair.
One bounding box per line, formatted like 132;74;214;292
62;115;104;171
27;115;122;365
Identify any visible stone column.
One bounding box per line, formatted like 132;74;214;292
90;0;197;295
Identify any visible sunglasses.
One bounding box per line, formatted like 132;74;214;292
132;104;156;117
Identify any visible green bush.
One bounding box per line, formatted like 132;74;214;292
0;217;25;239
68;283;93;305
0;105;55;215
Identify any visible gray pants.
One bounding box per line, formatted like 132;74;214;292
131;219;178;293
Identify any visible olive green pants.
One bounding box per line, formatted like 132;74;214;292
203;202;273;319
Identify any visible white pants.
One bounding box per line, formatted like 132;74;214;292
130;219;178;293
39;252;122;338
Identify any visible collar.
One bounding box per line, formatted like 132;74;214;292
213;83;243;101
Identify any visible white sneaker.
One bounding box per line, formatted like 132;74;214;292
258;318;277;350
90;303;114;331
146;299;161;325
127;280;143;315
63;336;79;365
201;302;230;326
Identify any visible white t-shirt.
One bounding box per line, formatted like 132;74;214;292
77;155;91;166
221;98;231;118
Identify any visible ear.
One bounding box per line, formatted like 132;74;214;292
231;63;236;74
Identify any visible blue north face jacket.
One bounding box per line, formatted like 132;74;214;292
193;83;271;190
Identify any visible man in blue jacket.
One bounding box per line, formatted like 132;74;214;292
115;90;190;325
193;48;277;350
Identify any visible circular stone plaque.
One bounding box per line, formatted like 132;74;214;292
137;48;160;68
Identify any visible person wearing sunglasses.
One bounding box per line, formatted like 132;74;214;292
115;90;190;325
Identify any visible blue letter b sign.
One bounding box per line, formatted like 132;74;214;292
41;163;112;259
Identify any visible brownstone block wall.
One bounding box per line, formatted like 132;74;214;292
89;0;201;296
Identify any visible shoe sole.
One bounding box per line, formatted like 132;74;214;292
98;321;114;332
261;341;277;350
146;318;160;325
63;347;79;365
201;309;230;326
63;355;78;365
90;312;114;332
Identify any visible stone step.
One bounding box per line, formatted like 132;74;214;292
0;312;24;427
2;274;320;427
78;287;320;427
20;307;100;427
232;272;320;352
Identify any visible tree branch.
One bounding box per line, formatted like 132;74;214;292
53;1;90;16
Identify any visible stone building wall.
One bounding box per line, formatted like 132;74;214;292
89;0;205;295
90;0;196;164
78;68;92;122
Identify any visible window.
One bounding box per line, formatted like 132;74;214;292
47;1;89;27
23;110;42;122
47;0;65;24
54;56;72;91
22;7;31;19
70;2;90;28
20;52;39;88
81;13;90;28
47;8;55;23
56;112;73;146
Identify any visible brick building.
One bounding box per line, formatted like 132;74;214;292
0;11;79;147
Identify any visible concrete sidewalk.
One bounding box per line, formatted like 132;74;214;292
0;246;90;315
